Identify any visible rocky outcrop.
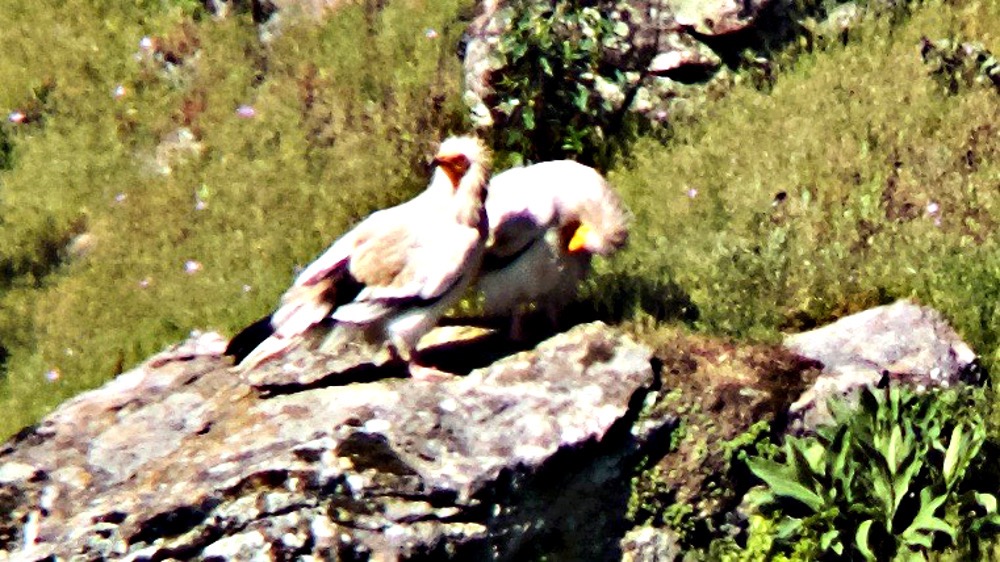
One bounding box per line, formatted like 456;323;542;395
0;323;667;561
619;300;984;557
460;0;748;130
785;300;984;428
461;0;836;132
0;302;984;560
459;0;917;165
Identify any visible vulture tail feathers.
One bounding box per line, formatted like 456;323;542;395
224;315;275;364
227;272;365;370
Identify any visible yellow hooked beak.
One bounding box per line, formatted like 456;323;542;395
567;222;592;253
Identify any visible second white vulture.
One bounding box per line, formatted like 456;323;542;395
477;160;629;338
225;136;491;375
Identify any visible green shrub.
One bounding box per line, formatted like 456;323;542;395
739;385;999;560
486;0;633;169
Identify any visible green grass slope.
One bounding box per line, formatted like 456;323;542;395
0;0;471;436
600;2;999;363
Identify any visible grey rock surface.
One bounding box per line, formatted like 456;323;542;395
620;525;682;562
0;322;664;561
785;300;982;427
666;0;772;36
460;0;772;132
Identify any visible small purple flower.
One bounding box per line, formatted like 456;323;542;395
184;260;203;274
113;85;126;99
44;369;60;382
926;201;940;215
8;111;25;124
139;276;151;288
195;199;207;211
686;188;698;199
115;192;127;204
235;105;256;119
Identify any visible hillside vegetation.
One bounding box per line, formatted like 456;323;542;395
0;0;471;433
0;0;997;454
604;3;999;353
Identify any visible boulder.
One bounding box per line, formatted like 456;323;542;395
1;302;982;559
620;525;682;562
666;0;772;36
0;322;667;561
616;302;985;551
785;300;983;428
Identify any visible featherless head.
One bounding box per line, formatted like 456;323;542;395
432;135;491;190
430;135;491;229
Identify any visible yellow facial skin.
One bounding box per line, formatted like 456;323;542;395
434;154;471;189
567;222;592;253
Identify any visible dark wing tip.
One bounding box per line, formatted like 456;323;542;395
224;314;276;363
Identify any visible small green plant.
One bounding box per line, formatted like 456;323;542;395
487;0;632;168
742;384;1000;560
723;419;782;467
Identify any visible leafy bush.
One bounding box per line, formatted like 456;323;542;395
737;385;1000;560
486;0;633;169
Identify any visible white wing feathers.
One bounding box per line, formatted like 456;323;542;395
229;134;491;370
332;224;481;324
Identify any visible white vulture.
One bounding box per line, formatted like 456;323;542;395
225;136;491;375
477;160;629;338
